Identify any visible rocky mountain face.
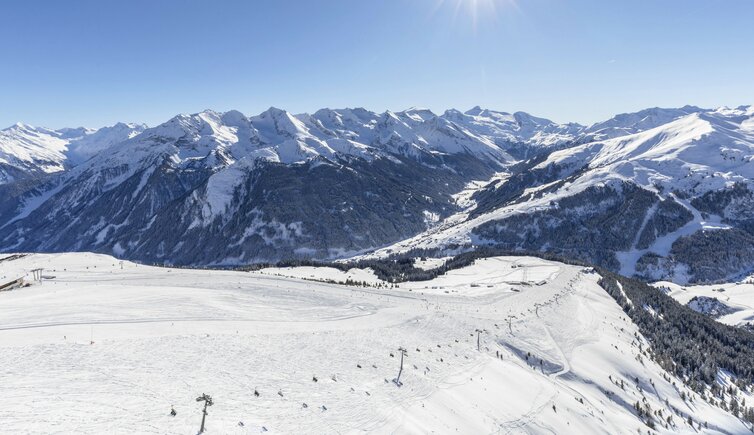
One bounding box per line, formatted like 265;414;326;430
1;105;754;283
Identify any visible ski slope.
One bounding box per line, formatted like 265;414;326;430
0;253;748;434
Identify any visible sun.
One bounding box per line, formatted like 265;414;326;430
438;0;518;30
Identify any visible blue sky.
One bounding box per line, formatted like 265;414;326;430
1;0;753;128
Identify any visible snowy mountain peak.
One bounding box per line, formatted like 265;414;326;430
257;106;296;122
538;108;754;190
57;126;96;139
584;105;706;140
513;111;556;127
464;106;485;116
65;122;147;163
442;108;464;118
4;122;54;136
219;109;249;128
0;122;70;182
712;104;754;118
252;107;311;141
0;119;147;184
400;107;437;122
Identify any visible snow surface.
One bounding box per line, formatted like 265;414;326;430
660;278;754;328
254;265;382;286
412;256;451;271
0;253;748;434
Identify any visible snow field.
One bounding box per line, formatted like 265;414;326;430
660;278;754;327
0;253;749;433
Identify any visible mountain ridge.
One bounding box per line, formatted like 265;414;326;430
1;104;753;284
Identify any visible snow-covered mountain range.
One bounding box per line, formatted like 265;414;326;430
0;121;145;184
1;105;753;283
371;105;754;283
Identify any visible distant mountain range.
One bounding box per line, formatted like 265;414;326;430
1;105;753;284
0;121;146;184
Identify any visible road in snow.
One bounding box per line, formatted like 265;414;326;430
0;253;748;434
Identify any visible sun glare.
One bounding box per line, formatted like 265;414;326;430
442;0;518;30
